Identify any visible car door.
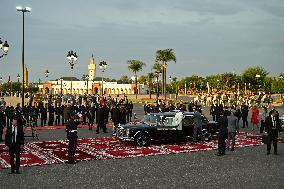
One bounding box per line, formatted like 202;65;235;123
156;115;178;140
182;115;194;137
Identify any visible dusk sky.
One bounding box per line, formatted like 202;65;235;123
0;0;283;82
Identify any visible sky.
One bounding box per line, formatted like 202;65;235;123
0;0;283;82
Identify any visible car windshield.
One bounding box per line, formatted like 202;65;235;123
140;114;150;123
149;114;160;124
148;112;183;127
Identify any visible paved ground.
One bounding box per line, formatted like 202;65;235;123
0;104;284;189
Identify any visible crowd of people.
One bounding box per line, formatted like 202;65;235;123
0;92;282;173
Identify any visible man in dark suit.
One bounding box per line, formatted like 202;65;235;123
96;104;108;134
241;103;249;128
0;107;6;141
265;109;281;155
66;112;79;164
5;118;25;174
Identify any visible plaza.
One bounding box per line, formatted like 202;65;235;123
0;104;283;189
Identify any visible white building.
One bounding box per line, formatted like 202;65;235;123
39;55;148;95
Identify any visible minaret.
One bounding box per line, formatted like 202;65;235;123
88;54;96;80
24;64;28;86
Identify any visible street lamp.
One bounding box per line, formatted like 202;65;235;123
0;38;9;58
60;79;63;94
83;74;89;94
255;74;260;93
17;74;20;82
99;61;107;96
45;70;49;77
67;50;78;94
17;5;31;108
169;76;173;99
155;70;161;100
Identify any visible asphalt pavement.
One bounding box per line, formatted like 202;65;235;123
0;104;284;189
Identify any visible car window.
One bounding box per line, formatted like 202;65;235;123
162;116;175;126
183;116;194;126
150;114;160;124
141;114;150;123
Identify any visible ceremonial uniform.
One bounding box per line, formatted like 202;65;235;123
216;113;228;156
66;116;79;164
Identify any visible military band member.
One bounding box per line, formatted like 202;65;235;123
66;112;79;164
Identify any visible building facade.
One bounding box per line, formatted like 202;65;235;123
39;55;148;95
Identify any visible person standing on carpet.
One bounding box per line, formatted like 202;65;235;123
241;102;249;128
0;107;6;141
192;107;203;143
227;110;239;151
251;105;259;131
216;111;228;156
265;109;281;155
96;103;108;134
5;118;25;174
66;112;80;164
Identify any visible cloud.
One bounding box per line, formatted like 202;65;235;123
174;0;244;16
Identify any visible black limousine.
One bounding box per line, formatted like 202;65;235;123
116;111;218;146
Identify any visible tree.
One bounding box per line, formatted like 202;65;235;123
152;63;162;99
138;75;148;85
155;49;176;100
127;60;146;99
120;75;130;84
241;66;269;93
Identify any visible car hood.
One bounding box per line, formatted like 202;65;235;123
119;123;152;129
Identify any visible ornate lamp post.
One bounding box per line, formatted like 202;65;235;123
83;74;89;94
67;50;78;94
155;70;161;100
17;6;31;108
0;38;9;58
17;74;20;83
99;61;107;96
17;74;20;96
45;70;49;77
279;76;283;100
169;76;173;99
255;74;260;93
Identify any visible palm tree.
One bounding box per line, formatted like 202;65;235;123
127;60;146;99
155;49;176;100
153;62;162;99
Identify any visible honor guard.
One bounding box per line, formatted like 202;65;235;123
66;112;79;164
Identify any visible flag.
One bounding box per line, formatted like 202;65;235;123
207;82;210;93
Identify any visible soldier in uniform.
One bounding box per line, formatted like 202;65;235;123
66;112;79;164
96;104;107;134
0;107;6;141
216;110;229;156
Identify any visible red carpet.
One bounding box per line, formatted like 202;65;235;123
24;123;113;131
0;133;283;169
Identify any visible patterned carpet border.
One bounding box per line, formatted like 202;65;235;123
1;133;283;169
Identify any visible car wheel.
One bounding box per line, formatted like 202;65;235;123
202;129;212;141
134;132;150;146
